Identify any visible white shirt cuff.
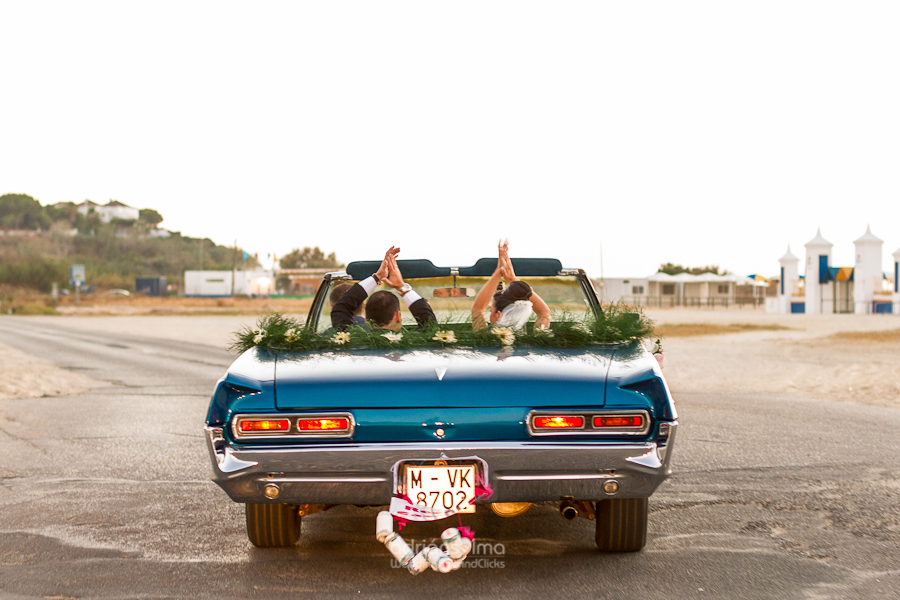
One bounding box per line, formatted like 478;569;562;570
401;290;422;307
359;276;378;295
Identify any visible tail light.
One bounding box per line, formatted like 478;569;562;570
533;416;585;429
298;417;350;432
237;419;290;433
594;415;644;428
232;413;355;440
529;411;649;436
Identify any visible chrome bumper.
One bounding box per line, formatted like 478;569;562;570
205;423;677;505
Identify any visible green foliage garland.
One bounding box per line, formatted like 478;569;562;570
229;304;655;354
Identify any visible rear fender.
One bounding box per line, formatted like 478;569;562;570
207;378;276;426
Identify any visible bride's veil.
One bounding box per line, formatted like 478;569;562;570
496;300;533;330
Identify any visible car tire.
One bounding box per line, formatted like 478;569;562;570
245;503;302;547
594;497;648;552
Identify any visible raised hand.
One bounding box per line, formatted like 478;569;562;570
495;238;510;277
382;252;405;290
499;263;511;282
375;246;400;282
500;240;517;282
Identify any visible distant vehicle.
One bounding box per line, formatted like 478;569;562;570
104;289;131;296
205;257;678;553
58;289;70;296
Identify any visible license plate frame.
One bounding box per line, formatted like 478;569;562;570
402;461;477;514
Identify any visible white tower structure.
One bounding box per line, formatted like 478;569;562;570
778;246;800;314
804;228;833;314
852;225;883;314
892;247;900;315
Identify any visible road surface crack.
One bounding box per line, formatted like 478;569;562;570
0;425;47;455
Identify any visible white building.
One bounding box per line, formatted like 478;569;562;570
184;270;275;297
804;228;833;315
76;200;140;223
853;226;884;314
776;246;802;314
594;272;766;307
595;277;650;304
772;226;895;314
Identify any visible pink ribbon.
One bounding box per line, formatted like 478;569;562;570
393;495;412;531
470;473;494;503
457;526;475;541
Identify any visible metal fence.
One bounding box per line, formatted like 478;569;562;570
618;296;766;309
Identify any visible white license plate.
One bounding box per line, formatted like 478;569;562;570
405;464;476;513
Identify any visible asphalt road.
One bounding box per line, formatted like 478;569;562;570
0;317;898;600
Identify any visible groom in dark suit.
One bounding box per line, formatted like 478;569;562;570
331;246;436;332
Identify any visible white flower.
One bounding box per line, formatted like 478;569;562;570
534;326;554;337
331;331;351;345
432;330;457;344
573;323;591;335
284;327;300;343
253;333;264;344
492;327;515;346
382;332;403;343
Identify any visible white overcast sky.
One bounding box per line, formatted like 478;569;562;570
2;1;899;277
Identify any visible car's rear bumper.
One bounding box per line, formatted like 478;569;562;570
205;423;677;505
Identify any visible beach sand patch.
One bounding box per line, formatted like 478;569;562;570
662;334;900;408
0;342;106;401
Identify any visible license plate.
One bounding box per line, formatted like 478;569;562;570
405;464;476;514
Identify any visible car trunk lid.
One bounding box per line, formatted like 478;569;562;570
274;347;613;410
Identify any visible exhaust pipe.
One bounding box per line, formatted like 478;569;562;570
559;500;578;520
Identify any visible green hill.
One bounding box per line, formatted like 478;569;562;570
0;193;258;292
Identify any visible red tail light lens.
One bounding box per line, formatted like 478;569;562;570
533;416;584;429
238;419;290;433
593;415;644;428
298;418;350;432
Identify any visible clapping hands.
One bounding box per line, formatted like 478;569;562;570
375;247;400;283
382;249;406;291
498;238;517;282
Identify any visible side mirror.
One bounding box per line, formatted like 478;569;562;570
433;288;475;298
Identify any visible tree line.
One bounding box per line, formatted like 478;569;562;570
657;262;730;276
0;193;162;232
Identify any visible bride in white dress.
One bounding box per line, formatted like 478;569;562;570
471;240;551;332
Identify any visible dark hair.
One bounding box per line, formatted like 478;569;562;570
329;283;353;306
493;280;532;313
330;283;363;316
365;290;400;326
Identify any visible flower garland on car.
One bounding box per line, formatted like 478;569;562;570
229;304;655;354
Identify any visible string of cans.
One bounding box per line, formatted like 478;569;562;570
376;511;474;574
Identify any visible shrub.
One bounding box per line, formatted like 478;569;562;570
11;302;58;315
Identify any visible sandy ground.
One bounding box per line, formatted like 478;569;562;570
0;341;109;400
643;308;900;408
3;308;900;408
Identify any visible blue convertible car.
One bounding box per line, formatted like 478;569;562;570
204;258;677;552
